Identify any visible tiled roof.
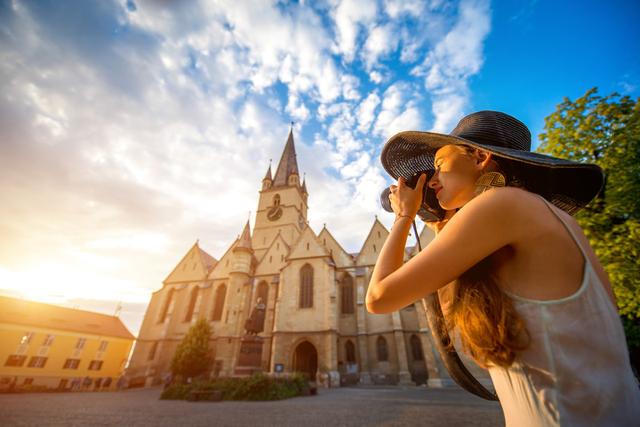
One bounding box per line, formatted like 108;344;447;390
197;245;218;271
0;295;135;339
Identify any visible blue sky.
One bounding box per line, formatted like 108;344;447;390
0;0;638;334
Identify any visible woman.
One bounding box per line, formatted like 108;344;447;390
366;111;640;426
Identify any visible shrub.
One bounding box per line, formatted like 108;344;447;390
160;372;310;401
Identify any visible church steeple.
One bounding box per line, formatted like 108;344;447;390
272;126;300;188
262;161;273;191
263;164;272;181
236;220;252;252
301;174;308;199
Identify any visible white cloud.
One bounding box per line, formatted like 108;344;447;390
384;0;426;18
363;24;398;69
332;0;378;62
356;91;381;133
286;94;311;122
413;0;491;131
369;70;384;83
373;83;423;138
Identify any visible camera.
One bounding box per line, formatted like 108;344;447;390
379;170;446;222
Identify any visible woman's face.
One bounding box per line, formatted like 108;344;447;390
427;145;488;210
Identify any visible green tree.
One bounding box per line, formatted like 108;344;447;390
538;88;640;319
537;88;640;369
170;318;213;380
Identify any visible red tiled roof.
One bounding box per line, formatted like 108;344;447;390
0;296;135;339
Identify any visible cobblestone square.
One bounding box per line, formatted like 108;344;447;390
0;386;504;427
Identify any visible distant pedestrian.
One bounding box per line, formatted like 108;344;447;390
163;372;173;390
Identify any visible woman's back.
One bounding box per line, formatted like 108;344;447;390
488;192;640;426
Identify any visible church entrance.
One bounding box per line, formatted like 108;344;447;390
292;341;318;381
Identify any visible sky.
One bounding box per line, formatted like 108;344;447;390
1;0;638;335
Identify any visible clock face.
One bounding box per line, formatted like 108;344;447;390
267;206;282;221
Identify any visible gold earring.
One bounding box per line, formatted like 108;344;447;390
474;171;506;196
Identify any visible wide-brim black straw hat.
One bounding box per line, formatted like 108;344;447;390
380;110;604;215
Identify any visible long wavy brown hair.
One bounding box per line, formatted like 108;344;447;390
441;147;531;368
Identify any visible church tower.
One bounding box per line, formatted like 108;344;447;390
252;127;308;260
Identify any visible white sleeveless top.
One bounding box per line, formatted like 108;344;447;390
488;195;640;427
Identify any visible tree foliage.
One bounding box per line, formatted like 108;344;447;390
170;318;213;379
538;87;640;320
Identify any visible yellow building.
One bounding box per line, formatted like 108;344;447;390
0;295;134;391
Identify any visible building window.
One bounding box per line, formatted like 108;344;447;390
63;359;80;369
20;332;34;345
256;281;268;306
184;287;199;322
28;356;48;368
376;336;388;362
23;378;33;385
211;284;226;321
273;194;281;206
158;288;174;323
98;340;108;352
75;338;86;349
42;334;55;346
341;274;354;314
345;340;356;363
88;360;103;371
299;264;313;308
4;355;27;367
410;335;424;361
148;341;158;361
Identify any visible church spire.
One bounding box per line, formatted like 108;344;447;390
263;163;272;181
272;127;300;187
236;220;252;251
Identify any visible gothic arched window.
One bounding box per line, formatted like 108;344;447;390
158;288;174;324
147;341;158;361
257;281;268;306
376;336;388;362
184;287;199;322
299;264;313;308
345;340;356;363
410;334;424;361
340;274;354;314
273;194;281;206
211;284;227;321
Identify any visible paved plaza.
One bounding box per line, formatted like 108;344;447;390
0;385;504;426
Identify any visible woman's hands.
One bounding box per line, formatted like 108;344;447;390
388;174;427;220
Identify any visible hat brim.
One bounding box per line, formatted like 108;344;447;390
381;131;605;215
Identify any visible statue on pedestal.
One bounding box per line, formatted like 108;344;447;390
244;297;266;336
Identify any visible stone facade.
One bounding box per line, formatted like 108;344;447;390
126;129;491;388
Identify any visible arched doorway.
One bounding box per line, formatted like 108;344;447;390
292;341;318;380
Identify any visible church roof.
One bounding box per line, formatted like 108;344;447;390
197;245;218;271
0;295;135;340
237;220;252;250
164;241;218;284
272;128;300;187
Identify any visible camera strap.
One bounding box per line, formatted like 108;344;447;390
412;220;498;401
